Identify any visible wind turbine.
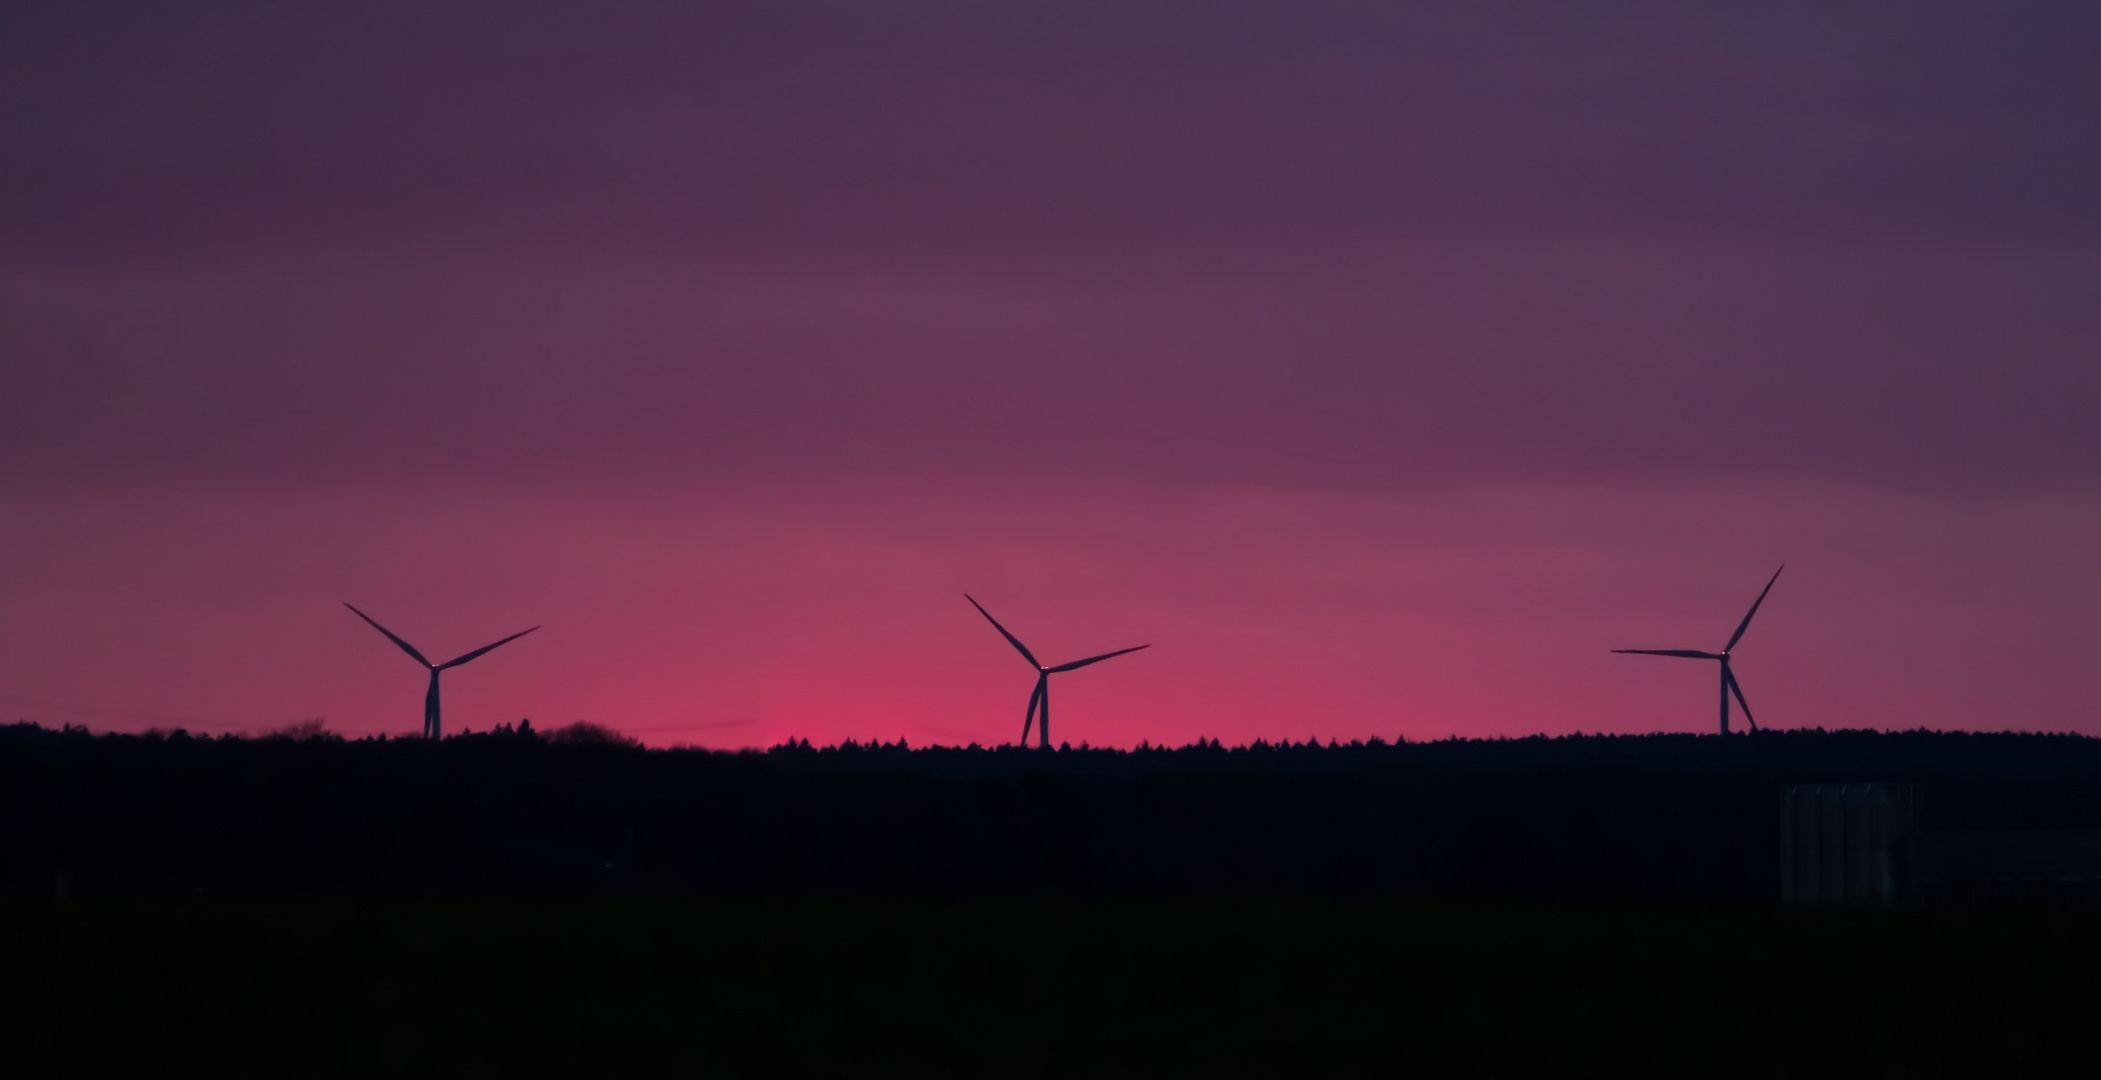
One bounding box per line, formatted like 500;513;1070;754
345;604;539;740
1613;566;1783;735
966;595;1148;749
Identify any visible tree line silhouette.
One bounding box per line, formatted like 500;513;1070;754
7;722;2101;903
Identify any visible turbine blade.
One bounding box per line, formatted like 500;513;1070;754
1022;678;1043;744
345;604;433;667
438;626;540;669
1724;565;1785;652
1611;649;1722;659
966;595;1041;668
1047;645;1151;673
1726;666;1757;731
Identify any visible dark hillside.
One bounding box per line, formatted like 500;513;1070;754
6;725;2101;903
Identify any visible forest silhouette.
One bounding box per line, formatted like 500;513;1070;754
16;721;2101;1072
9;722;2101;903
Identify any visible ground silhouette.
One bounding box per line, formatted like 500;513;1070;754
8;723;2101;903
15;896;2101;1074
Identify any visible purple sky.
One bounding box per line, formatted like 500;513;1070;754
2;2;2096;743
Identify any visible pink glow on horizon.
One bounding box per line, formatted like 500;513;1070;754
3;3;2095;746
0;482;2092;748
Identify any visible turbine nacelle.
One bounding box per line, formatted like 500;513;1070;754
1611;565;1783;735
967;595;1148;749
346;604;539;740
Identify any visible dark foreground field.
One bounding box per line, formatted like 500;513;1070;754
12;898;2098;1076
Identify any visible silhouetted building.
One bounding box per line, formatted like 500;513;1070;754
1912;830;2101;906
1779;784;1912;907
1782;783;2101;908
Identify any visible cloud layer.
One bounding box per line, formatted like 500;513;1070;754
3;1;2097;495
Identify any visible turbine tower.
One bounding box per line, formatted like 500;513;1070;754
966;595;1147;749
1612;566;1783;735
345;604;538;739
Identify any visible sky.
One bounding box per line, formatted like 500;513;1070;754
2;1;2096;746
